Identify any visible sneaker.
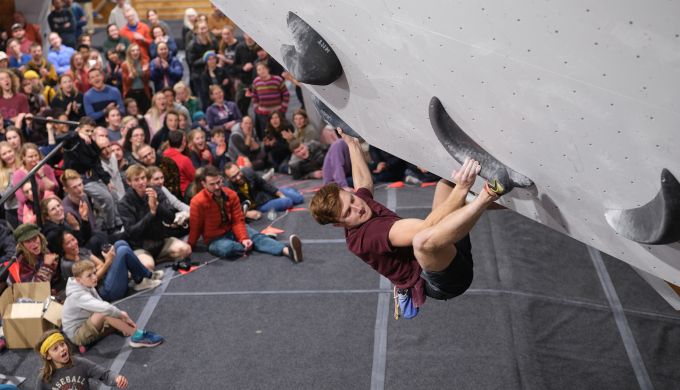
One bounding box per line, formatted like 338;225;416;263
404;175;421;185
151;270;165;280
133;278;161;291
242;200;252;215
287;234;303;263
262;168;275;181
129;330;164;348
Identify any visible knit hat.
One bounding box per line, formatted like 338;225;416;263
202;50;216;62
13;223;40;242
23;70;39;80
192;110;206;122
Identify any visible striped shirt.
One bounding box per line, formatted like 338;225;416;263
252;75;289;115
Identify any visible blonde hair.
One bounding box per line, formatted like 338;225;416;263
173;81;193;99
35;330;73;384
60;169;82;188
0;141;17;189
125;164;147;180
124;43;143;78
0;69;20;95
72;258;95;277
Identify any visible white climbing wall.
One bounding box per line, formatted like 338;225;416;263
216;0;680;305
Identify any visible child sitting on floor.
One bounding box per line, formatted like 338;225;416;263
34;330;129;389
61;259;164;349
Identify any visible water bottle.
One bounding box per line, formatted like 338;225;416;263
267;209;277;221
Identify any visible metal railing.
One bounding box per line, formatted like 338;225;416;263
0;116;79;280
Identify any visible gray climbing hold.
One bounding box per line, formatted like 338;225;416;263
605;169;680;245
310;95;361;138
428;96;533;194
281;12;343;85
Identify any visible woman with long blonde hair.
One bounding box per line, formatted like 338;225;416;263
121;43;151;113
0;141;21;226
11;143;58;223
144;92;167;137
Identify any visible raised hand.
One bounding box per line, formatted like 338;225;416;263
452;158;481;190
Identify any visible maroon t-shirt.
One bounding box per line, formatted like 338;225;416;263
345;187;426;307
0;93;30;119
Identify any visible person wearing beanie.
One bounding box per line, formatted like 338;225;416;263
8;223;62;291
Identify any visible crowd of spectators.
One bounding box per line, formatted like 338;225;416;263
0;0;437;364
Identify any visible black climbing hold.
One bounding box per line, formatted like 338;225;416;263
310;95;361;138
280;12;343;85
605;169;680;245
428;96;533;194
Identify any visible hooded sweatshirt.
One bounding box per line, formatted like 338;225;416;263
62;277;122;340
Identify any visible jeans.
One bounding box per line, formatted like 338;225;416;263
208;226;285;259
257;187;304;212
98;241;152;302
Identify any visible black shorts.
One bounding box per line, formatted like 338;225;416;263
421;234;473;300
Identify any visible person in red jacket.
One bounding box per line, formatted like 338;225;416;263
119;7;152;62
162;131;195;196
188;165;302;262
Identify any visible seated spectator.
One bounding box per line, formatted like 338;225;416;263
83;68;125;125
207;126;229;171
322;139;352;189
404;164;440;185
121;43;151;114
149;109;179;149
0;69;29;121
12;143;59;223
186;20;217;99
369;145;407;183
150;42;183;93
225;163;303;217
21;72;49;115
12;12;41;46
62;117;121;233
136;143;181;200
19;181;43;224
124;98;150;134
34;330;130;389
145;9;173;39
48;0;77;49
188;165;303;262
162;131;195;196
228;116;267;170
0;141;21;227
251;62;289;139
119;7;152;61
119;164;192;266
182;8;198;45
57;231;161;302
102;23;130;61
0;52;8;70
25;43;57;90
144;92;166;137
0;220;16;267
6;39;31;72
217;26;241;85
109;142;130;185
288;140;327;180
105;49;124;91
55;170;109;253
161;87;191;131
47;32;74;76
186;128;215;168
109;0;136;29
50;74;84;122
149;25;177;59
147;166;189;237
9;223;61;292
10;23;33;54
104;106;124;142
205;85;241;132
200;51;230;106
263;112;293;173
281;109;320;145
67;52;90;93
192;111;209;132
61;259;164;348
174;81;201;120
96;136;126;200
122;124;149;161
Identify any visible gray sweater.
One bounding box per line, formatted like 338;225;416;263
34;356;117;389
61;278;122;339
